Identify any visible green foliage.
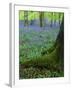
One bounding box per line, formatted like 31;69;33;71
19;29;59;64
19;42;64;79
19;10;24;20
19;67;64;79
19;10;64;22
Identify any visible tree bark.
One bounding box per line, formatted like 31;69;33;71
50;12;53;27
39;12;44;27
59;13;61;25
24;11;28;26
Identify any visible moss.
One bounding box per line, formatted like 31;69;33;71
20;45;59;70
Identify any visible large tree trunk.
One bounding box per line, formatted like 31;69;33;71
55;16;64;57
54;16;64;70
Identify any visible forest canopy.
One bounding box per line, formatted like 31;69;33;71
19;10;63;22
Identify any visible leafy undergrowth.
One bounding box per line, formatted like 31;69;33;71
19;67;64;79
19;40;64;79
19;29;59;64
